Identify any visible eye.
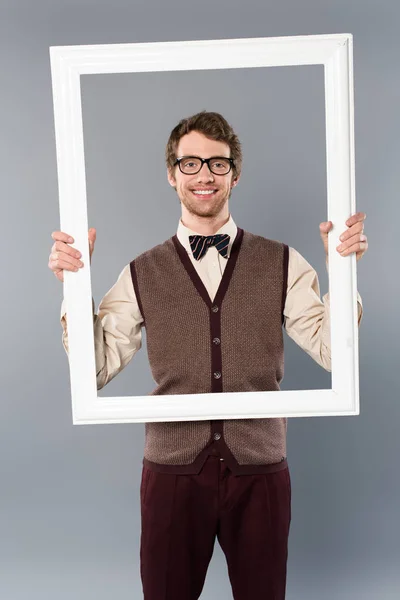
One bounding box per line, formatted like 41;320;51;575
211;158;230;171
182;158;200;168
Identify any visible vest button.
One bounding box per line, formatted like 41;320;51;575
211;305;219;313
212;337;220;345
213;371;221;379
213;432;221;440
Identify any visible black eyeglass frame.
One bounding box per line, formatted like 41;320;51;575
173;156;235;175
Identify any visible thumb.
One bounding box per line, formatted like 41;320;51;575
88;228;96;259
319;221;332;235
319;221;332;257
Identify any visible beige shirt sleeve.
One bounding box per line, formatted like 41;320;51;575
284;247;363;372
60;264;143;389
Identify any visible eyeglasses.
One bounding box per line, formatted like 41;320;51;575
174;156;235;175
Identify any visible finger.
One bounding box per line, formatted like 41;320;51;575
52;240;82;259
49;254;84;271
339;221;364;242
51;231;75;244
53;268;64;283
337;233;367;253
345;212;366;228
49;258;81;274
337;240;368;256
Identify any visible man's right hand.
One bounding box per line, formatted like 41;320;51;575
48;228;96;283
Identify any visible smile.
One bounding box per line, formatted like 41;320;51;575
191;189;217;196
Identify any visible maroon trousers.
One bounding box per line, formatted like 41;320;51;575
140;455;291;599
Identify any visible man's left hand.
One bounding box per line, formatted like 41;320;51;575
319;212;368;262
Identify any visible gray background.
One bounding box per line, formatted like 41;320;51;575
0;0;398;598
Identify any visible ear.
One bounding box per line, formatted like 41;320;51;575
231;174;240;187
167;168;176;188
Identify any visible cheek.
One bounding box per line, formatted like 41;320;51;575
181;180;195;192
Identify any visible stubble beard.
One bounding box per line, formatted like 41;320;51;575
177;186;232;218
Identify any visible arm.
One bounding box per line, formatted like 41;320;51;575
283;247;363;372
60;264;143;389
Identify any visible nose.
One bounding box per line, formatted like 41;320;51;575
196;161;214;182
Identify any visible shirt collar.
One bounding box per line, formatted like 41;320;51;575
177;214;238;258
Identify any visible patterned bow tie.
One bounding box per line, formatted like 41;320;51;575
189;234;230;260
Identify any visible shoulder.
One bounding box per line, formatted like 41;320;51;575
242;229;288;254
242;229;283;246
129;236;174;266
287;246;313;270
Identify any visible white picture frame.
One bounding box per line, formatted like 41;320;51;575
50;33;359;425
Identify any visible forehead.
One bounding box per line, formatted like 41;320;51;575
177;130;230;158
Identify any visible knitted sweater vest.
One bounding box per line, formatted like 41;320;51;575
130;227;289;470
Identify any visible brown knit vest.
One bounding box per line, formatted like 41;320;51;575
130;228;289;468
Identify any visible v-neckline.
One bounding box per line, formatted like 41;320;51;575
171;228;244;308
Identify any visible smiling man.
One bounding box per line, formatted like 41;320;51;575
52;111;367;600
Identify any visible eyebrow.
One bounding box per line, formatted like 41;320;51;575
178;155;231;159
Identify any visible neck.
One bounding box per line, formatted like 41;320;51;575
180;211;230;236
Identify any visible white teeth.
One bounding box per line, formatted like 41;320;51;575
193;190;215;195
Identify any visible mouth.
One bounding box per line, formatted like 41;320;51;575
191;189;218;199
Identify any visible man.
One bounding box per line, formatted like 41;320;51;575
49;111;368;600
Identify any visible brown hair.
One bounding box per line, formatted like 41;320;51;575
165;111;242;179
